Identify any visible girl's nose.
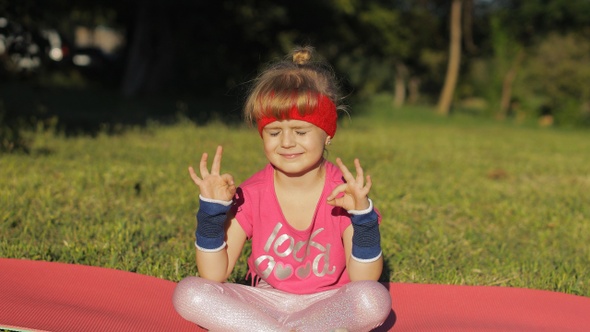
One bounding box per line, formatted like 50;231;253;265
281;131;296;147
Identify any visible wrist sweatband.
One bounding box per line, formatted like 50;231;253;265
195;195;232;252
349;199;382;262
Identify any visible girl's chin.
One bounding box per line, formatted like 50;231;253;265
271;161;325;178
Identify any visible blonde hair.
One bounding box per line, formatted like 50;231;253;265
244;46;342;124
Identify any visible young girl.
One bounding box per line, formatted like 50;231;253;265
173;46;391;332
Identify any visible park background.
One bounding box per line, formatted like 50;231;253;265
1;1;589;297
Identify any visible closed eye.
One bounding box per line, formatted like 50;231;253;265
268;131;280;137
295;131;308;136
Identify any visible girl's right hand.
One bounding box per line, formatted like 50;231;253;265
188;145;236;201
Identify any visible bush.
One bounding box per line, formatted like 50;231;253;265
0;103;30;153
518;32;590;127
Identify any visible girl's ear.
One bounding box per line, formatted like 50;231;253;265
325;136;332;146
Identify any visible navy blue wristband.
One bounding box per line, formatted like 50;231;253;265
195;197;232;251
350;204;382;262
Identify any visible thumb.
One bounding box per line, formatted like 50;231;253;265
221;173;235;186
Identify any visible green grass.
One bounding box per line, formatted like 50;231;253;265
1;98;589;297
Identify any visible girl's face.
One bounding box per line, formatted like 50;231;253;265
262;119;330;177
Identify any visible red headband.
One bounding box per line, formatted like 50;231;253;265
257;94;337;138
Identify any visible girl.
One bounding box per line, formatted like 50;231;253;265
173;46;391;332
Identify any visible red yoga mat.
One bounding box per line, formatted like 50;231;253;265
0;258;202;332
1;258;589;331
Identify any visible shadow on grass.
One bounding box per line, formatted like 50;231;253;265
1;81;244;140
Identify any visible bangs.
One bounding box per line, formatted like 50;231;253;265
244;67;333;124
254;90;321;121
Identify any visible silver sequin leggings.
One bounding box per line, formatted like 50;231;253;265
173;277;391;332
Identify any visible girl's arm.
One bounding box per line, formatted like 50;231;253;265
327;157;384;281
196;217;247;282
189;145;245;282
343;225;383;281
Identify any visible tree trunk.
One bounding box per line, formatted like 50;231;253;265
121;4;151;96
463;0;477;54
393;62;409;108
408;77;421;104
121;3;177;96
437;0;463;116
498;49;525;119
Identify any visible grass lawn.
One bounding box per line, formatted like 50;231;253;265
1;96;589;296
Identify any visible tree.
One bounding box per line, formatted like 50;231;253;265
491;14;524;120
436;0;462;115
326;1;447;107
488;0;590;123
521;32;590;126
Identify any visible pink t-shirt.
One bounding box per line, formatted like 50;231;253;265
233;161;352;294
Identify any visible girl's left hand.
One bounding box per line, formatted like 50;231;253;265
327;157;372;211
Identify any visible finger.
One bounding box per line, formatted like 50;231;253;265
188;166;202;185
211;146;223;175
335;158;355;183
327;183;348;201
220;173;235;187
199;152;210;177
365;174;372;191
226;183;238;197
354;158;364;184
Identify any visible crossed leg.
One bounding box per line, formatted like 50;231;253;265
173;277;391;332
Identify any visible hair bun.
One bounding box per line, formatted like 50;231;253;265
292;47;313;65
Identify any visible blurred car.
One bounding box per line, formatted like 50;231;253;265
70;25;125;79
72;46;107;68
0;17;71;75
0;17;41;74
37;28;71;64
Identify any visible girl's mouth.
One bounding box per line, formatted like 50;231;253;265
280;153;302;159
